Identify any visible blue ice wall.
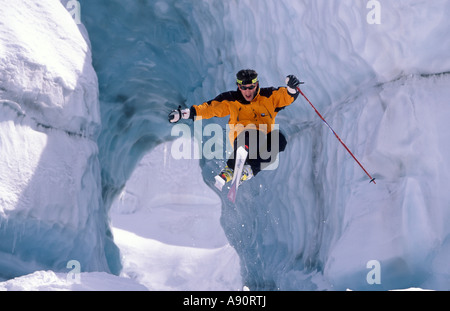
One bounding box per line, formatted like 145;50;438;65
82;0;450;290
82;0;234;204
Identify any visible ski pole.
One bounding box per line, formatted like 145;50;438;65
296;86;376;184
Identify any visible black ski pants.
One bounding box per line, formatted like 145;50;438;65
226;129;287;176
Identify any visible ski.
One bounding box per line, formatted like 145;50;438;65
227;145;248;203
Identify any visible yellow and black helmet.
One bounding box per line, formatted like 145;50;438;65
236;69;258;85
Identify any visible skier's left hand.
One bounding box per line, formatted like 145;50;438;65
286;75;302;94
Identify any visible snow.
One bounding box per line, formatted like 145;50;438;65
1;0;450;291
0;0;115;280
0;138;242;290
0;270;146;291
110;139;242;291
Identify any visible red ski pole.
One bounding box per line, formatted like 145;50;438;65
297;86;376;184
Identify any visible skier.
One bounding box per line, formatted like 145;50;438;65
168;69;301;190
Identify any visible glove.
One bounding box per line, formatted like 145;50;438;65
168;106;191;123
286;75;302;94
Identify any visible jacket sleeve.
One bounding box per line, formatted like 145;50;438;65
192;92;233;120
273;87;299;110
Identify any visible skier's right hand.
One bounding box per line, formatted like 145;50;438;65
168;106;191;123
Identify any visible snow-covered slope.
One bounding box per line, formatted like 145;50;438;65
110;139;242;290
1;0;450;290
0;270;146;291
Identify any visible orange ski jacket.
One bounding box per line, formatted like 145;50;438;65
191;86;299;143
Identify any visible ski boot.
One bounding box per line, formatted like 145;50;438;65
240;165;253;184
214;166;234;191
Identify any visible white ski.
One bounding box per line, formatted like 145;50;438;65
227;146;248;203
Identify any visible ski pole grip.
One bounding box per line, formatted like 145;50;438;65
168;105;182;122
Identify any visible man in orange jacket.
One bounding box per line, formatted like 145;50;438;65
169;69;301;190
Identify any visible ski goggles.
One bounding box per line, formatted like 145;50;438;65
238;84;257;90
237;77;258;86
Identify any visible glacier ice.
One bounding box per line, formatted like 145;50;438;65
81;1;450;289
81;0;450;290
1;0;450;290
0;0;118;279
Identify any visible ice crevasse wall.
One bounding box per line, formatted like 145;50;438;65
83;0;450;290
0;0;120;279
1;0;450;290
